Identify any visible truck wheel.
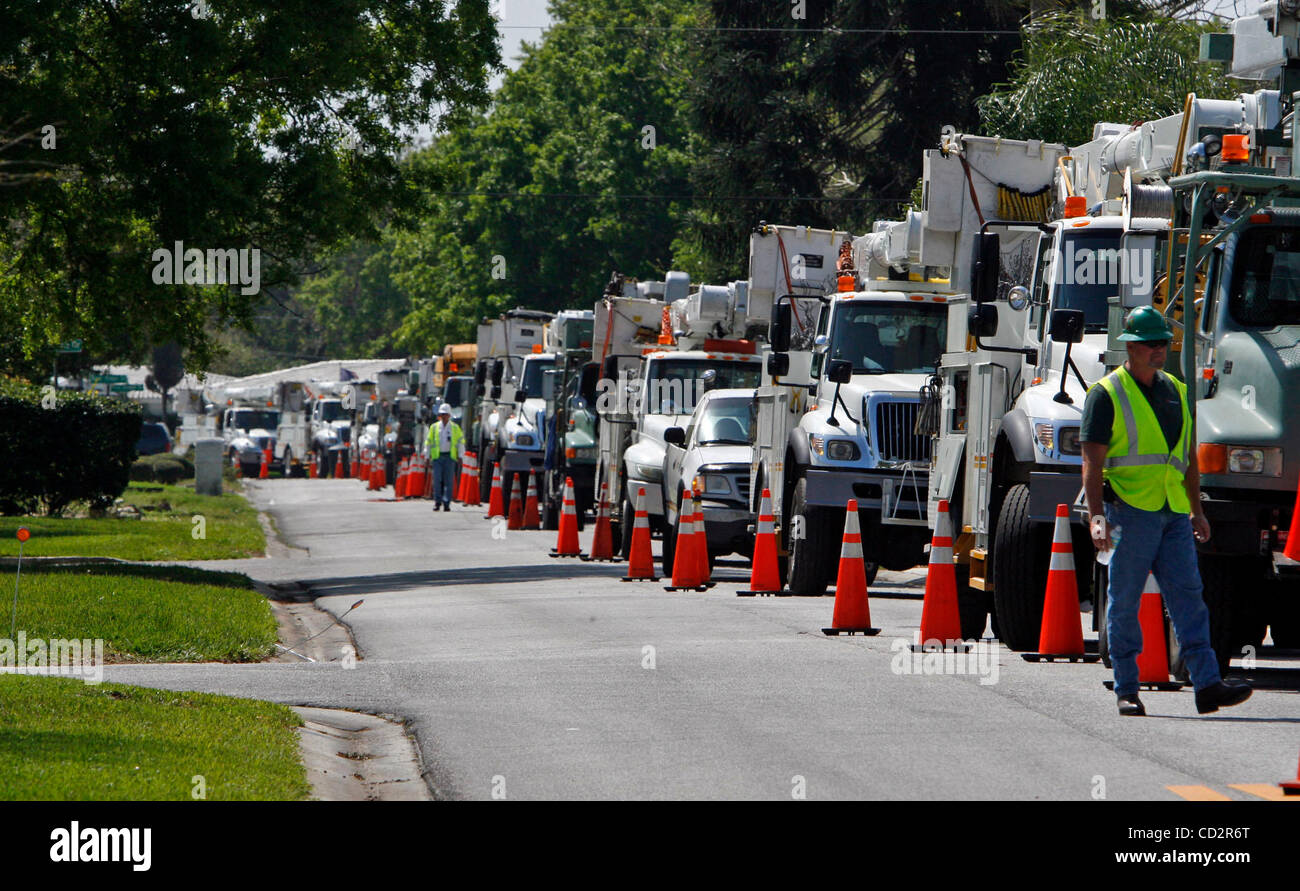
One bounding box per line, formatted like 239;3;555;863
1097;581;1111;668
618;496;634;559
863;562;879;587
1199;554;1242;675
1269;587;1300;648
661;511;679;578
991;483;1049;651
542;476;560;531
786;477;834;596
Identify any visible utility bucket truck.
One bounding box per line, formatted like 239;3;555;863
752;220;953;596
538;310;597;528
594;271;764;553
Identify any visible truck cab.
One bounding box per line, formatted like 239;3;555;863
499;352;557;498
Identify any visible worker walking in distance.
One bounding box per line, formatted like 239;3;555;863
428;403;463;512
1081;306;1251;717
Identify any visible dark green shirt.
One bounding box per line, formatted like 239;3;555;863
1080;369;1184;451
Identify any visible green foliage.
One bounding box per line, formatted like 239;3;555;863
0;0;499;373
979;10;1240;147
0;676;309;800
130;454;195;484
0;377;140;516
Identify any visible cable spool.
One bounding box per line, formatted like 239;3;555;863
1123;168;1173;231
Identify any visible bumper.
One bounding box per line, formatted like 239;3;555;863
698;506;753;556
804;468;928;522
501;449;545;474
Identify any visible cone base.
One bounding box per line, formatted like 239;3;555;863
620;575;660;582
664;583;715;592
580;555;618;563
1281;783;1300;795
821;627;880;636
1021;653;1102;663
737;589;788;597
1102;680;1187;692
549;551;585;558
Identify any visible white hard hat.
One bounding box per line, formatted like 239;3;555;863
438;403;452;415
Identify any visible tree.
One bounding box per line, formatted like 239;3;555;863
978;9;1241;147
0;0;499;375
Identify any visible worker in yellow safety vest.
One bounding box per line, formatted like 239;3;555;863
428;403;464;511
1082;306;1251;717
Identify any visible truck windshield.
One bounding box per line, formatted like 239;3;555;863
319;401;345;422
444;378;470;408
1053;230;1121;330
829;303;946;373
232;410;278;429
696;399;753;445
520;357;556;397
1229;226;1300;327
646;360;761;415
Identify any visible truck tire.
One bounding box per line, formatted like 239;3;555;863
991;484;1049;651
661;510;679;578
542;474;560;531
786;477;835;596
1200;554;1242;675
618;496;634;559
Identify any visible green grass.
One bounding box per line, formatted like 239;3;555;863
0;675;310;800
2;564;276;662
0;481;265;561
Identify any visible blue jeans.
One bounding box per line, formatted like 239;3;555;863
432;456;456;505
1105;500;1221;696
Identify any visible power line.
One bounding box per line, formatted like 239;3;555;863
496;24;1020;36
434;191;910;203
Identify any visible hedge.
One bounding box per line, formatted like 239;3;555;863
130;454;195;485
0;377;141;516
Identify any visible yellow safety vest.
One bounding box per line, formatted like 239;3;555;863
1096;366;1192;513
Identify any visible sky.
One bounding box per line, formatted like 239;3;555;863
491;0;554;89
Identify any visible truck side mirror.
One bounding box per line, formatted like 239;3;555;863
968;303;999;338
491;361;504;386
1049;308;1085;344
474;363;487;386
514;388;528;403
827;359;852;384
767;352;790;377
970;232;1001;304
770;300;792;352
579;362;600;405
664;427;686;447
490;385;502;400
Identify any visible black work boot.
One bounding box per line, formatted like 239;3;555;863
1195;680;1253;714
1116;694;1146;717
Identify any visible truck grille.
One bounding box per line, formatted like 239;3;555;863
733;474;750;505
874;401;930;463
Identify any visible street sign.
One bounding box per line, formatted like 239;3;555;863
110;383;138;394
93;374;129;384
56;340;83;353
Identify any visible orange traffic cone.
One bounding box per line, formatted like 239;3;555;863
693;489;711;584
485;462;504;518
583;482;615;561
1023;504;1100;662
351;448;360;479
823;500;879;635
424;454;435;499
370;454;385;491
1281;750;1300;796
507;473;524;530
522;472;542;530
259;448;270;479
455;453;469;502
550;476;583;557
235;458;243;478
916;499;965;650
621;487;658;582
665;486;707;591
739;488;783;596
396;457;407;499
1135;574;1185;690
463;453;480;506
306;458;313;479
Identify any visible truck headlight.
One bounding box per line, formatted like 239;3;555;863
628;461;663;482
694;473;731;496
827;440;860;461
1059;427;1081;456
1228;448;1264;474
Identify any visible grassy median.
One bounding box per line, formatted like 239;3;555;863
0;481;265;561
4;563;277;662
0;675;310;800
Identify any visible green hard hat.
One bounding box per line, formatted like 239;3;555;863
1117;305;1174;342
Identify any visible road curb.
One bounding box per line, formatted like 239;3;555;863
294;706;432;801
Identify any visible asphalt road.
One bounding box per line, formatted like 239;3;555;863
104;479;1300;801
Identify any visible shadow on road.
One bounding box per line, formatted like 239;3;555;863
284;562;624;599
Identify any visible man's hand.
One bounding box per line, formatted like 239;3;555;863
1192;513;1211;544
1090;514;1112;552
